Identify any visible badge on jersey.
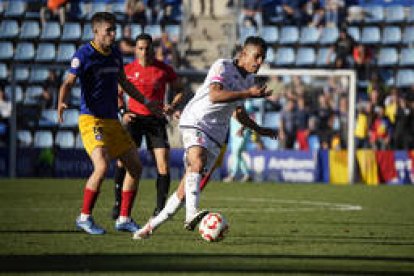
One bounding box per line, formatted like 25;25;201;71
93;126;103;141
71;57;80;69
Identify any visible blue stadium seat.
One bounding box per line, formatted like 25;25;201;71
396;69;414;87
60;109;79;128
17;130;33;147
385;5;405;24
55;131;75;148
13;67;29;83
0;42;13;60
29;67;49;83
275;47;295;66
262;136;279;150
144;25;162;39
279;26;299;45
295;47;316;67
265;47;275;64
377;47;398;67
361;26;381;44
402;26;414;45
0;19;19;39
165;25;181;43
239;26;257;44
19;20;40;40
319;27;339;45
363;5;384;24
382;26;401;45
71;86;81;106
347;26;360;43
112;2;126;21
130;24;142;41
399;48;414;67
262;25;278;44
115;23;122;41
4;0;26;18
264;111;280;128
35;43;56;62
56;43;76;63
40;22;61;41
14;42;35;62
86;2;108;20
5;85;23;103
408;5;414;23
299;26;319;45
0;63;7;80
24;85;43;105
61;22;81;42
38;109;58;128
81;23;94;42
316;47;335;67
33;130;53;148
75;132;83;148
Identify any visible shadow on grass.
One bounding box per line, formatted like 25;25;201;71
1;253;413;274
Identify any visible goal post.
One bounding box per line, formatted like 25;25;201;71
258;68;357;184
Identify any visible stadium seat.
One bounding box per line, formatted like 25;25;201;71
144;25;162;39
363;5;384;24
86;2;108;20
71;86;81;106
299;26;319;45
56;43;76;63
399;48;414;67
33;130;53;148
75;132;83;148
24;85;43;105
17;130;32;147
0;63;7;80
377;47;398;67
262;25;278;44
402;26;414;45
130;24;142;41
40;21;61;41
61;22;81;42
19;20;40;40
35;43;56;62
112;2;126;21
396;69;414;88
13;67;29;83
239;26;257;44
408;5;414;23
165;24;181;42
361;26;381;45
279;26;299;45
265;47;275;64
60;109;79;128
4;0;26;18
319;27;339;45
0;42;13;60
382;26;401;45
295;47;316;67
385;5;405;24
347;26;360;43
116;23;122;41
0;19;19;39
55;131;75;148
38;109;58;128
275;47;295;66
81;23;94;42
262;136;279;150
14;42;35;61
263;111;280;128
316;47;335;67
5;85;23;103
29;67;49;83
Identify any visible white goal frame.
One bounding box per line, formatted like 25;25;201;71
258;68;357;184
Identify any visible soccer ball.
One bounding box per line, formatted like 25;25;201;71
198;212;229;242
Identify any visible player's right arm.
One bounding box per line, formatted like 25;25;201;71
57;73;77;123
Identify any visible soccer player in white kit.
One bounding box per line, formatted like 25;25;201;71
133;36;278;239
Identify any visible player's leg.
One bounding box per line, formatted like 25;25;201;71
200;144;227;191
152;147;170;216
112;160;126;219
115;147;143;233
76;147;110;235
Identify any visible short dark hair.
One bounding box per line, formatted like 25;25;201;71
135;33;153;44
244;36;267;54
91;12;116;29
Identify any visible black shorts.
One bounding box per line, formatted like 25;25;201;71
126;115;170;149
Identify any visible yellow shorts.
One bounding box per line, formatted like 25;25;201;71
78;114;135;159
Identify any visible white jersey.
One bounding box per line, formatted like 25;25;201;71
179;59;255;145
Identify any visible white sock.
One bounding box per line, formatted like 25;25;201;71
118;216;130;223
150;192;183;230
80;213;90;221
185;172;201;222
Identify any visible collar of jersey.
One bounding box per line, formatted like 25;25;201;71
90;41;111;56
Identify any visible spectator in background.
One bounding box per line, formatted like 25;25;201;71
155;31;175;65
367;72;387;99
40;70;59;109
314;93;334;149
146;0;165;25
354;102;372;149
119;25;135;56
337;95;348;148
279;98;297;149
304;0;324;27
265;75;284;111
40;0;68;26
392;94;413;150
125;0;147;26
0;87;11;146
353;43;373;81
199;0;215;18
369;105;391;150
384;87;398;126
324;0;345;27
238;0;263;34
327;27;356;68
281;0;305;26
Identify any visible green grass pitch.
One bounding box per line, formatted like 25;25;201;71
0;178;414;275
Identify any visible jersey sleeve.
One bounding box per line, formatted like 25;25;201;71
207;59;229;88
68;48;84;76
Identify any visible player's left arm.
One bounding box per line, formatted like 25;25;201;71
235;106;278;139
164;78;184;117
118;67;162;117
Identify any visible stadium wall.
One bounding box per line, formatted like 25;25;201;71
0;148;412;184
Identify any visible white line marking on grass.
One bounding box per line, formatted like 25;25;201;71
208;197;362;212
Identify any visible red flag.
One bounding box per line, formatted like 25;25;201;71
375;150;398;183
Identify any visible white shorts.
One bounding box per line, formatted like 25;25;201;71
181;128;221;173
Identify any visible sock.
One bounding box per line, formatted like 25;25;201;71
155;173;170;213
120;190;136;217
114;166;126;206
185;172;201;222
200;171;211;191
150;192;183;230
81;188;99;215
